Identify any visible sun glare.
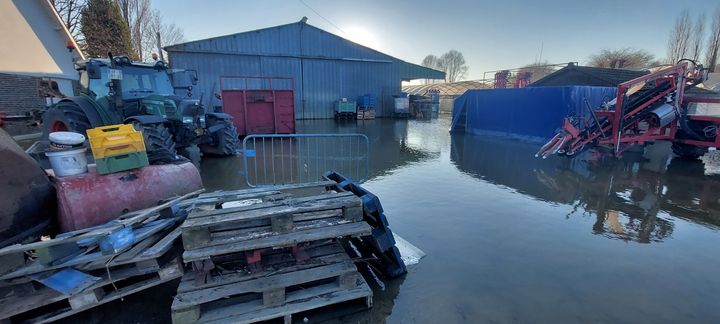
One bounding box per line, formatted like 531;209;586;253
343;26;381;51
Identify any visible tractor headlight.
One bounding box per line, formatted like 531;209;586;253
182;116;194;124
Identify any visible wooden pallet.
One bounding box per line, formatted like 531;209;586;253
181;191;371;262
171;242;371;324
0;255;183;323
0;213;188;323
0;189;201;280
356;109;376;120
334;112;357;120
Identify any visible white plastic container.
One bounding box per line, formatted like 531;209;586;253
45;148;88;177
394;98;410;113
46;131;88;177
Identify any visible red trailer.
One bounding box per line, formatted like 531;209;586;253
219;76;296;136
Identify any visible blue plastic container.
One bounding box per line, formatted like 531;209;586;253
357;94;377;108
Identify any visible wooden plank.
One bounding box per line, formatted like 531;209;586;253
181;228;212;250
68;288;105;310
186;191;355;221
193;191;283;207
0;190;200;258
172;261;356;310
182;222;371;262
0;257;180;320
186;209;342;241
178;253;350;293
270;214;293;233
197;181;336;200
199;278;372;324
0;253;25;275
139;226;183;258
262;288;285;307
30;262;184;324
207;217;351;249
182;193;360;229
171;306;200;324
0;218;178;281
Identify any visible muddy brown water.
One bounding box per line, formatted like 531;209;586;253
63;115;720;323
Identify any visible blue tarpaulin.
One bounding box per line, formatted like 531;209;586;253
450;86;617;143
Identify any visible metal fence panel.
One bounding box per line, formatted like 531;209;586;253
242;134;369;187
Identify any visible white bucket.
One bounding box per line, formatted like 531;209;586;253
45;147;88;177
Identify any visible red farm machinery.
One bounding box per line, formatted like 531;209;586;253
536;60;719;160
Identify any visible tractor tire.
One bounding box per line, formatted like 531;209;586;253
672;142;706;160
41;101;92;139
134;123;178;164
177;144;202;168
201;121;239;156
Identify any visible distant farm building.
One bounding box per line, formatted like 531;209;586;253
403;81;488;113
165;20;445;119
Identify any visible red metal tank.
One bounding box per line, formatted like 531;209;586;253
54;162;203;232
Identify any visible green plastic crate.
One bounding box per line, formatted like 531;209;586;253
334;100;357;113
95;151;149;175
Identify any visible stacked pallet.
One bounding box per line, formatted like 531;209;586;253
356;109;376;120
172;182;373;324
0;190;200;323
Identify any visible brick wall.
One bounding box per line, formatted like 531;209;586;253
0;73;46;115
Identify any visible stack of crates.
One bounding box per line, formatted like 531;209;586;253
357;94;377;120
87;124;149;175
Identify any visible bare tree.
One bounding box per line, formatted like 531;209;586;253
51;0;87;43
588;48;657;69
689;13;706;63
667;10;692;64
421;55;440;84
114;0;151;60
707;7;720;72
438;50;468;83
141;10;185;61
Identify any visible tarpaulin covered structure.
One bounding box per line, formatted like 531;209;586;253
450;86;617;142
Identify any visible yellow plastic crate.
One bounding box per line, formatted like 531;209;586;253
87;124;146;159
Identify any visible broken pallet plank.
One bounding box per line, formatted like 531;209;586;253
0;256;182;321
28;259;184;324
194;276;372;324
182;222;371;262
0;218;178;281
182;193;361;230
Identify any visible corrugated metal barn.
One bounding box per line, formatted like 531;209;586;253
165;20;445;119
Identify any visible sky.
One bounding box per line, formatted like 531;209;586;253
154;0;713;80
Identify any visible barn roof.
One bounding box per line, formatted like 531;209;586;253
165;21;444;81
530;63;649;87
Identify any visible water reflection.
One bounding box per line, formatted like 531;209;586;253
200;119;439;191
450;133;720;243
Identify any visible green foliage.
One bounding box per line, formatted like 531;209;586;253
81;0;137;59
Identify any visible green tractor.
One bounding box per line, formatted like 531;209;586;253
41;55;239;165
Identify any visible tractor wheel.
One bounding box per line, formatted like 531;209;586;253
133;123;178;164
201;120;239;156
41;101;92;139
671;142;706;160
177;144;202;168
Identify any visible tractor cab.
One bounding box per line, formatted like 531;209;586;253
77;58;197;121
40;56;238;167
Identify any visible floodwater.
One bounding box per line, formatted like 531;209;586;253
203;115;720;323
67;115;720;323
